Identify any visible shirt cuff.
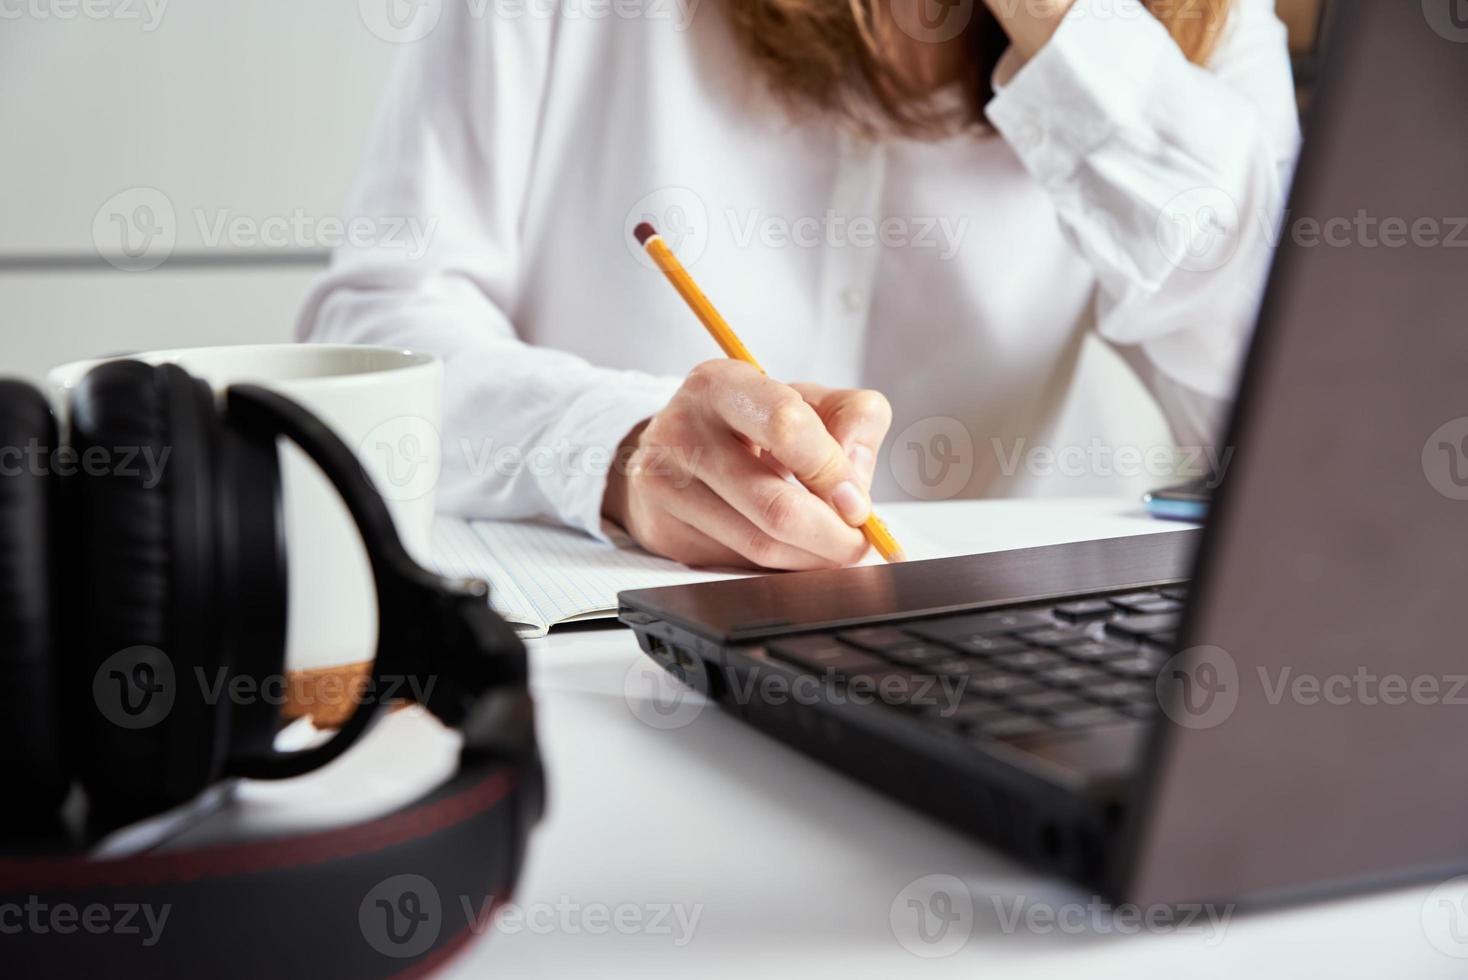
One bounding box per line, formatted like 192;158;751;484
986;0;1179;187
538;371;683;542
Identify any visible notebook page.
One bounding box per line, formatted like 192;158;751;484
429;517;546;633
468;519;747;635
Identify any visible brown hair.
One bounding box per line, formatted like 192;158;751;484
725;0;1234;137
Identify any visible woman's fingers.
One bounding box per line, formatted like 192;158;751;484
791;382;892;489
687;426;869;567
656;476;838;571
694;361;872;527
603;358;893;571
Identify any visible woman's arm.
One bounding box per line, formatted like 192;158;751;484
984;0;1301;448
296;6;685;538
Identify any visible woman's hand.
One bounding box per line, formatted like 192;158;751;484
980;0;1077;60
603;360;892;570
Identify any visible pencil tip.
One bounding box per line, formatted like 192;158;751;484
633;222;657;246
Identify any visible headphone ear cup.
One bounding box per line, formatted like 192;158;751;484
69;360;222;821
0;380;70;825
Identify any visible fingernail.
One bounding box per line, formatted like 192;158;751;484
847;445;877;486
831;481;871;526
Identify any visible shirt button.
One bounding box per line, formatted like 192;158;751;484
841;288;865;314
1015;119;1045;152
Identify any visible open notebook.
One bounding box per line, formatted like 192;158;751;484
430;517;755;637
429;512;944;638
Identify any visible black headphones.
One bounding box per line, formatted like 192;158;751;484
0;359;543;977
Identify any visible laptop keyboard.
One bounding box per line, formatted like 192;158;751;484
764;588;1187;742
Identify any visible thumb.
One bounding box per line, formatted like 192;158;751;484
793;384;893;490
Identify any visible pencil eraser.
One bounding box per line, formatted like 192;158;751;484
633;222;657;246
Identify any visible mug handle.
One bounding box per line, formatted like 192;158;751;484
222;384;527;780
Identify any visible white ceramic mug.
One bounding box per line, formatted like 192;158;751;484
48;344;444;673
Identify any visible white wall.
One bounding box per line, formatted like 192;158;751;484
0;0;1170;498
0;1;397;379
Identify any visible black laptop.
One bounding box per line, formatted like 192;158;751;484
619;2;1468;908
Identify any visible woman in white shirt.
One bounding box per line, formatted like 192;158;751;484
298;0;1299;569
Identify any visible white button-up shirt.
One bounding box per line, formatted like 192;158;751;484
298;0;1300;538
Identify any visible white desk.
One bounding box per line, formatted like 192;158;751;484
179;501;1461;977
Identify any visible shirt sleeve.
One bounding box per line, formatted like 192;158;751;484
985;0;1301;449
295;4;682;539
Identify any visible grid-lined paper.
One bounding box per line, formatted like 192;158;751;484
430;516;743;637
430;511;943;638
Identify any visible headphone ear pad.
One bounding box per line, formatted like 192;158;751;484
69;361;221;820
0;380;70;824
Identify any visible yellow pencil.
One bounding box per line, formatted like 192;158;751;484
634;221;906;563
